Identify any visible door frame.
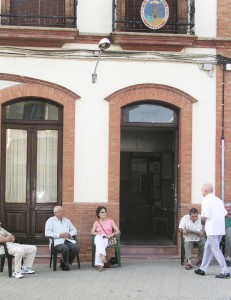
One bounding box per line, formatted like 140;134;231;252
1;100;63;244
106;84;197;248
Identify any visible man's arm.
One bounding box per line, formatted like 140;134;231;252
201;216;206;226
178;215;187;235
68;220;77;237
178;228;184;234
0;234;15;243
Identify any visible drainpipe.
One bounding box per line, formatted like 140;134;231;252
221;64;225;202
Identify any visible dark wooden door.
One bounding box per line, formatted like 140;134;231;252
1;124;62;244
120;152;175;243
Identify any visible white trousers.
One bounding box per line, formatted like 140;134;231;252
200;235;229;274
94;235;108;267
7;243;37;273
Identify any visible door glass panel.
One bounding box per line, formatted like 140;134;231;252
36;130;58;203
5;129;27;203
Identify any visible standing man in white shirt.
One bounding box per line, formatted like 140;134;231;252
179;208;206;270
194;183;230;278
45;206;79;271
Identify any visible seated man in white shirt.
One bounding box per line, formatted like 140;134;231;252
45;206;79;271
0;222;37;279
179;208;206;270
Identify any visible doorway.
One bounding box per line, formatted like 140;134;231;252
120;103;178;245
1;98;63;244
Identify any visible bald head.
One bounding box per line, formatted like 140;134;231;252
201;183;213;197
225;202;231;216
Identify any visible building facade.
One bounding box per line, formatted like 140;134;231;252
0;0;231;260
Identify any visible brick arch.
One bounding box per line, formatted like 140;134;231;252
0;74;80;203
105;83;197;208
105;83;197;107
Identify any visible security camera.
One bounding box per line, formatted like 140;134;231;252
98;38;110;51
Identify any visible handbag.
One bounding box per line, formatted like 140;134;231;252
108;236;117;246
97;221;117;245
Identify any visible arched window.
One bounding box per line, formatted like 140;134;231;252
121;103;177;125
3;98;61;121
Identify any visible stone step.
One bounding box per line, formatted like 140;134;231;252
33;244;179;264
34;245;50;264
120;245;179;258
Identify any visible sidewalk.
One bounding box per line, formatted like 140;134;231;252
0;258;230;300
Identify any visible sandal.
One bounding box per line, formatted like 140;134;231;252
186;264;193;270
97;266;104;272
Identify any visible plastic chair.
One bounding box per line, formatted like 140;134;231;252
0;242;14;277
92;235;121;267
49;236;80;271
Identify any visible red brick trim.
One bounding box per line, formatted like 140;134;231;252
0;27;79;48
105;84;197;105
0;73;80;203
0;73;79;100
105;84;197;213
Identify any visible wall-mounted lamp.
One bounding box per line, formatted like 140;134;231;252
92;38;111;83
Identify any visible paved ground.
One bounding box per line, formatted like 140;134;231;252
0;258;231;300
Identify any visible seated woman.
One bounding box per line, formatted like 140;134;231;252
91;206;120;271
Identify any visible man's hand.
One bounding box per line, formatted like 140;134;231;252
201;217;206;225
59;232;70;238
198;230;205;237
6;235;15;242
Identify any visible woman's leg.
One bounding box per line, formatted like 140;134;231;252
94;235;108;267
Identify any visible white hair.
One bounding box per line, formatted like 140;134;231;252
53;206;63;214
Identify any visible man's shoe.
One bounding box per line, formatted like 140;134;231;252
21;267;35;274
62;265;70;271
60;259;64;268
215;273;230;279
194;269;205;276
59;259;69;271
12;271;24;279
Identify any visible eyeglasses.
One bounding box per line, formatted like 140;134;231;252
100;211;106;214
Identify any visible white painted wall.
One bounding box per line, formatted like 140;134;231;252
0;81;20;89
77;0;112;34
0;48;216;203
191;69;216;204
195;0;217;37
